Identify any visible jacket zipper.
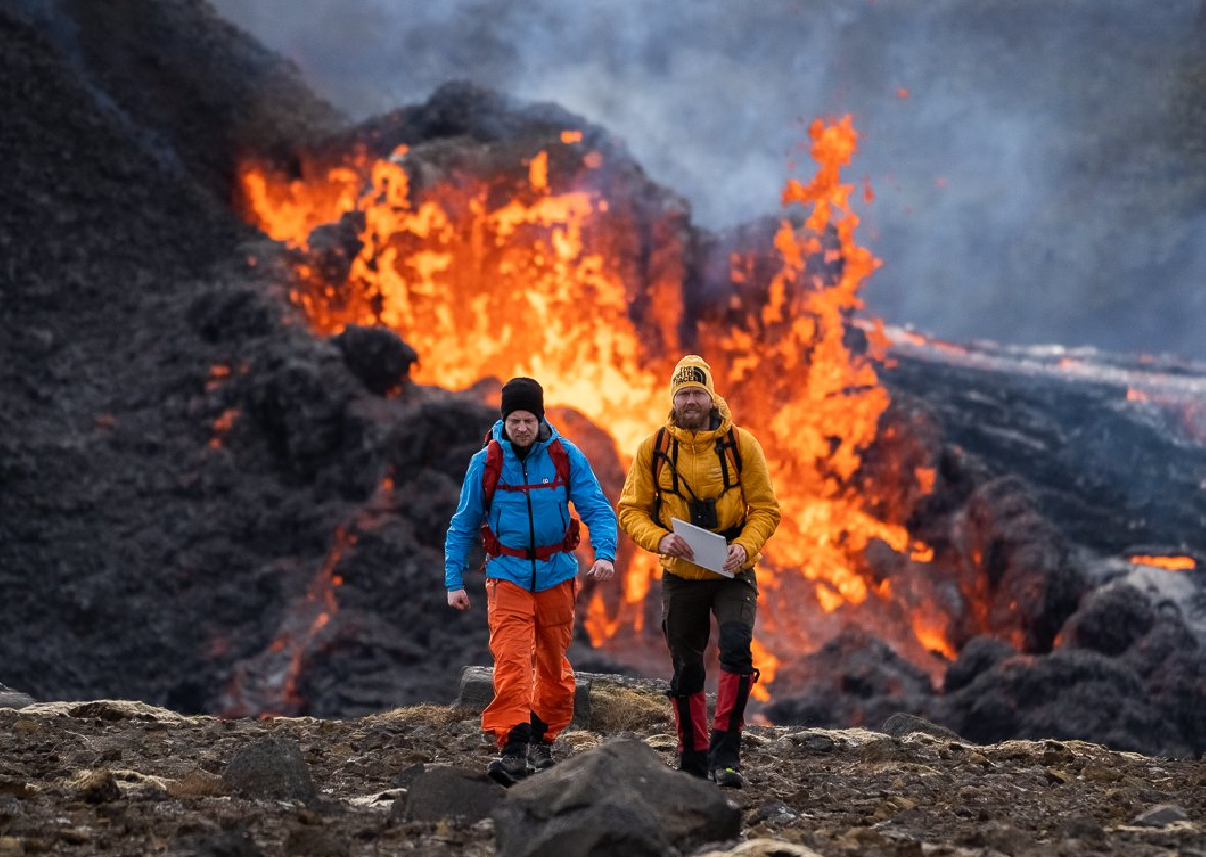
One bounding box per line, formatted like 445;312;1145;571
522;460;537;591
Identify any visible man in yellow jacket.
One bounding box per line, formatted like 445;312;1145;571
618;355;781;788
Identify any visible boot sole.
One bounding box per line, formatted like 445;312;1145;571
487;765;528;788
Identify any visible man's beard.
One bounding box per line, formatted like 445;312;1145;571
675;405;709;430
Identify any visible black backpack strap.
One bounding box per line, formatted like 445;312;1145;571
715;428;743;491
651;428;676;527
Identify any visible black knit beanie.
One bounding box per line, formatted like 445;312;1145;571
500;377;545;421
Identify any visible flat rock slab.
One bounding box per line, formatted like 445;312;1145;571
392;765;505;823
0;684;34;710
1133;804;1189;827
492;738;740;857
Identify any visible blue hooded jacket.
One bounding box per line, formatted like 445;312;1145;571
444;419;618;592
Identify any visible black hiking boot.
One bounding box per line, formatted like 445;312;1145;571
487;723;531;787
487;749;529;786
713;765;743;789
528;713;555;771
528;740;555;771
677;749;709;779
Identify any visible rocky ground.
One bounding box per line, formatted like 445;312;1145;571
0;686;1203;857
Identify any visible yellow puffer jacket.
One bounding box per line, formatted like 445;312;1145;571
618;397;782;580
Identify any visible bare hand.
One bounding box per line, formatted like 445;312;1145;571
447;589;470;610
658;533;694;560
723;543;748;573
588;559;616;580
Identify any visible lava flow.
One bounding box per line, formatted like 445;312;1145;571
238;116;962;702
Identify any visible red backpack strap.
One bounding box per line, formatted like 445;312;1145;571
548;438;571;489
547;438;581;551
479;434;581;560
481;434;504;510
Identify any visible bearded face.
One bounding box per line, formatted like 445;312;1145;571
672;386;712;430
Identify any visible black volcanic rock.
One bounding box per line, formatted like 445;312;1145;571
246;353;353;474
938;648;1190;758
960;476;1088;653
48;0;344;200
396;766;503;824
332;325;417;396
7;700;1206;857
1062;582;1156;656
943;635;1015;693
765;628;934;730
189;281;281;343
492;739;740;857
223;734;318;802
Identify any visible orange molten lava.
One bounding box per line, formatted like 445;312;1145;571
239;116;950;702
1129;554;1196;571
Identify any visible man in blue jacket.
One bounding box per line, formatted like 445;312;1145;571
445;377;617;785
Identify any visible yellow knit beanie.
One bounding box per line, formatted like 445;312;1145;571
669;355;717;402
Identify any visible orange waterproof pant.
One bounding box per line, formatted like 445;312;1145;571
481;578;577;748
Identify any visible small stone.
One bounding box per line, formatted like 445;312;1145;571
284;825;348;857
390;763;427;788
749;801;793;824
645;734;678;751
68;769;120;804
880;713;960;741
1081;764;1122;783
1132;804;1189;827
788;732;835;752
1065;815;1104;839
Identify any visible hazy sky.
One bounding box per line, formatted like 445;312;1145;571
208;0;1206;359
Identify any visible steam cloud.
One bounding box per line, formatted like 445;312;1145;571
208;0;1206;360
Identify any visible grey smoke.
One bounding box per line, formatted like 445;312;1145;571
208;0;1206;360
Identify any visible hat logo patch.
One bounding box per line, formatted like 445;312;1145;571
673;366;709;386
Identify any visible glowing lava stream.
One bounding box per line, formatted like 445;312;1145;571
239;116;946;704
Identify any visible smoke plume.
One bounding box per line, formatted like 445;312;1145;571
207;0;1206;359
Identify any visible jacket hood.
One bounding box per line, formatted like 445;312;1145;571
666;395;734;445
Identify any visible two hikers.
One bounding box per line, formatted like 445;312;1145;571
445;360;780;789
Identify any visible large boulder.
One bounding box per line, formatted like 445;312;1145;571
492;738;739;857
0;684;35;710
223;735;318;803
